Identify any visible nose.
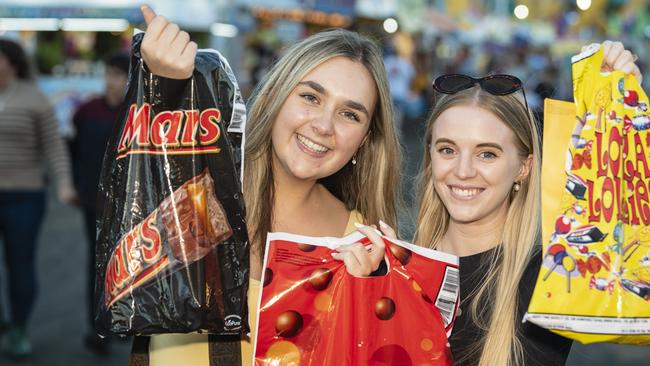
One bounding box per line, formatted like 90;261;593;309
454;153;476;179
310;109;335;136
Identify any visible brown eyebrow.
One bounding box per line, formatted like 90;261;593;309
476;142;504;152
434;138;504;152
298;80;326;94
434;138;455;145
298;80;370;119
344;100;370;119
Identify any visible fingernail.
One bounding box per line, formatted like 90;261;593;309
379;220;388;228
354;222;364;228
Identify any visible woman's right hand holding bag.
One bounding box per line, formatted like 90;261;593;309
140;5;196;79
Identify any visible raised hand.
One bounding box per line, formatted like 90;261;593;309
139;5;197;79
600;40;642;84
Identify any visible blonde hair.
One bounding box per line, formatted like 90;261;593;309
244;29;402;259
414;87;541;366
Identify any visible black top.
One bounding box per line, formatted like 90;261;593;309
449;247;573;365
71;97;121;208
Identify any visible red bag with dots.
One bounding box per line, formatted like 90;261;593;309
254;231;459;365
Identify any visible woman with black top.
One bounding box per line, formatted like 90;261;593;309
379;42;640;365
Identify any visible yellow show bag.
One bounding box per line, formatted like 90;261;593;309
525;44;650;344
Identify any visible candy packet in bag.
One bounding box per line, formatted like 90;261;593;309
525;44;650;344
254;231;459;365
94;32;250;336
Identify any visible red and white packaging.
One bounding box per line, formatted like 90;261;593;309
254;231;459;365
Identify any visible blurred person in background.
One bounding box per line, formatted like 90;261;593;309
384;37;417;129
0;38;77;358
69;52;130;356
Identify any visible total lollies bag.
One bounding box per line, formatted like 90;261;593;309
525;44;650;343
254;232;459;365
94;31;249;336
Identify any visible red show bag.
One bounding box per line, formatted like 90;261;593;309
254;231;459;365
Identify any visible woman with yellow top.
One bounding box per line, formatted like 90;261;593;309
129;6;401;365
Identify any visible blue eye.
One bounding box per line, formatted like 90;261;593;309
438;147;455;155
342;111;361;122
300;93;318;103
479;151;497;159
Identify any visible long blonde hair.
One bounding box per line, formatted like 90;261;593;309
414;87;541;366
244;29;402;259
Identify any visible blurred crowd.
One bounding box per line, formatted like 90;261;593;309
0;8;648;363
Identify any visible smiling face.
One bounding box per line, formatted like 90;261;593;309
271;56;377;182
430;104;531;226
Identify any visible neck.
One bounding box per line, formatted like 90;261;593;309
442;202;509;257
271;161;321;223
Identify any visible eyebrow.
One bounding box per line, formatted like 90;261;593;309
434;138;504;152
297;80;370;119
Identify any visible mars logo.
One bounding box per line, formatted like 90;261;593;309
116;103;223;159
224;315;242;331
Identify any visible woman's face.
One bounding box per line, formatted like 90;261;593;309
430;105;531;226
271;56;376;182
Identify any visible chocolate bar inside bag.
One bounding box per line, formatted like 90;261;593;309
95;32;249;336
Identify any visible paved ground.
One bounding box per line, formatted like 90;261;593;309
0;118;647;366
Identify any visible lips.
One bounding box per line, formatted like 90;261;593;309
296;134;330;155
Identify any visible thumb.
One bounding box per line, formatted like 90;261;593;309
140;5;157;26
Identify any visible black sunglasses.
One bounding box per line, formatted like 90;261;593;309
432;73;530;115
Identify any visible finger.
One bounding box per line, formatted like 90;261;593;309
621;63;643;84
331;251;363;277
141;5;157;26
171;30;190;51
354;224;386;266
143;15;169;42
335;242;367;254
603;41;624;69
633;65;643;84
612;50;633;71
181;41;198;60
600;40;613;57
158;22;181;50
347;244;373;274
378;220;397;239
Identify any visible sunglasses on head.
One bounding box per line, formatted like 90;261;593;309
432;74;524;95
432;73;531;118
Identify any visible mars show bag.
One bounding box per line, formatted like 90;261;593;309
94;32;249;336
254;232;459;365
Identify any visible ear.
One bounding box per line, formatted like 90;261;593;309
516;154;533;182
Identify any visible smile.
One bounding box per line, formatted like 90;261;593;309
448;185;484;199
296;134;330;154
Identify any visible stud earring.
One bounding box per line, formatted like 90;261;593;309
351;155;357;165
513;182;521;192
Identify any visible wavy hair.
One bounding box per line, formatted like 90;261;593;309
244;29;402;259
414;87;541;366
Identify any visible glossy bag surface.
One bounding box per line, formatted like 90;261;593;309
94;32;249;336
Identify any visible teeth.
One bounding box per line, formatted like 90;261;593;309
451;187;481;197
297;134;329;153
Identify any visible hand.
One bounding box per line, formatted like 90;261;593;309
598;40;642;84
378;220;397;239
140;5;197;79
331;223;386;277
57;184;79;206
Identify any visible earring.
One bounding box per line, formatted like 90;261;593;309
513;182;521;192
351;155;357;165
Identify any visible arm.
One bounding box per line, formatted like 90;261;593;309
35;90;77;204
